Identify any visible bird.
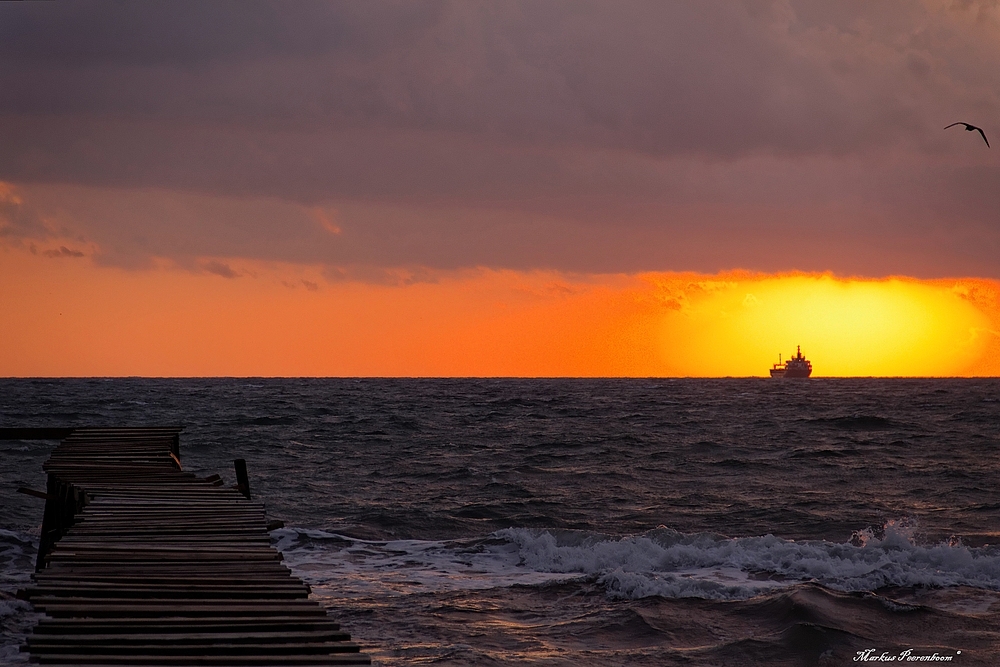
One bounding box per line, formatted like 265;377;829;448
944;122;990;147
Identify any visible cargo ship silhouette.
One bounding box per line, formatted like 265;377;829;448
770;345;812;378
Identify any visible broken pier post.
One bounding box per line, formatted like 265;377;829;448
234;457;252;500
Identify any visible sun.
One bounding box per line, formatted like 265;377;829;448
657;274;995;377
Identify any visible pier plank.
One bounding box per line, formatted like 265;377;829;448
19;427;372;666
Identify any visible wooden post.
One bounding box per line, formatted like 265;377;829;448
35;473;58;572
234;458;252;500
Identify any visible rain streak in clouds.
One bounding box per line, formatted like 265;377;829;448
1;0;999;279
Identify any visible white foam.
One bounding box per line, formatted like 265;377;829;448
272;528;583;600
0;602;38;664
497;523;1000;599
0;530;37;586
0;530;40;664
273;522;1000;602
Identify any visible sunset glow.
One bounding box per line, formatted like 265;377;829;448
657;274;997;377
3;246;998;377
3;3;1000;378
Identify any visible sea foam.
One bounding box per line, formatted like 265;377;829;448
498;522;1000;599
274;521;1000;603
0;529;41;663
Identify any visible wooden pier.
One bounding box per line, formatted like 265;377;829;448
13;427;371;666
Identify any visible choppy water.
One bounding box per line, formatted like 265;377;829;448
3;378;1000;664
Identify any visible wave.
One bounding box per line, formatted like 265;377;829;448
273;520;1000;603
803;415;902;430
271;528;584;599
0;530;40;664
0;529;36;587
250;416;297;426
501;521;1000;600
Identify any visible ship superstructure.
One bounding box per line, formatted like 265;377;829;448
769;345;812;378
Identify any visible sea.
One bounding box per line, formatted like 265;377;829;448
2;378;1000;666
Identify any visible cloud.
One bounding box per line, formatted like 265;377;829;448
1;1;998;277
4;1;997;158
42;245;85;259
201;260;239;278
8;184;339;269
0;181;49;239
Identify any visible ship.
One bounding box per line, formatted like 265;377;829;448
769;345;812;378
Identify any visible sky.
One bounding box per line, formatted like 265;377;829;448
2;0;1000;376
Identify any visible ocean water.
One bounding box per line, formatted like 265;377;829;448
2;378;1000;665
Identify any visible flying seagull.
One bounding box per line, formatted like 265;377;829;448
944;122;990;147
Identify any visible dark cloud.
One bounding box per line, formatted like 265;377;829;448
201;260;239;278
0;1;393;67
0;1;998;277
12;185;339;269
4;1;990;157
0;184;52;241
43;246;85;259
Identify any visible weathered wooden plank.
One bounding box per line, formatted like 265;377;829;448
38;567;292;576
35;575;299;584
20;426;372;665
39;568;293;578
32;618;343;633
48;545;280;554
26;587;311;599
44;556;284;565
34;603;331;617
28;655;370;665
26;640;363;654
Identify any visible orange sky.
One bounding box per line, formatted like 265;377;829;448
3;4;1000;378
4;245;999;377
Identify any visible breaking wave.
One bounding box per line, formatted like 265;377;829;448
0;529;40;663
274;519;1000;603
